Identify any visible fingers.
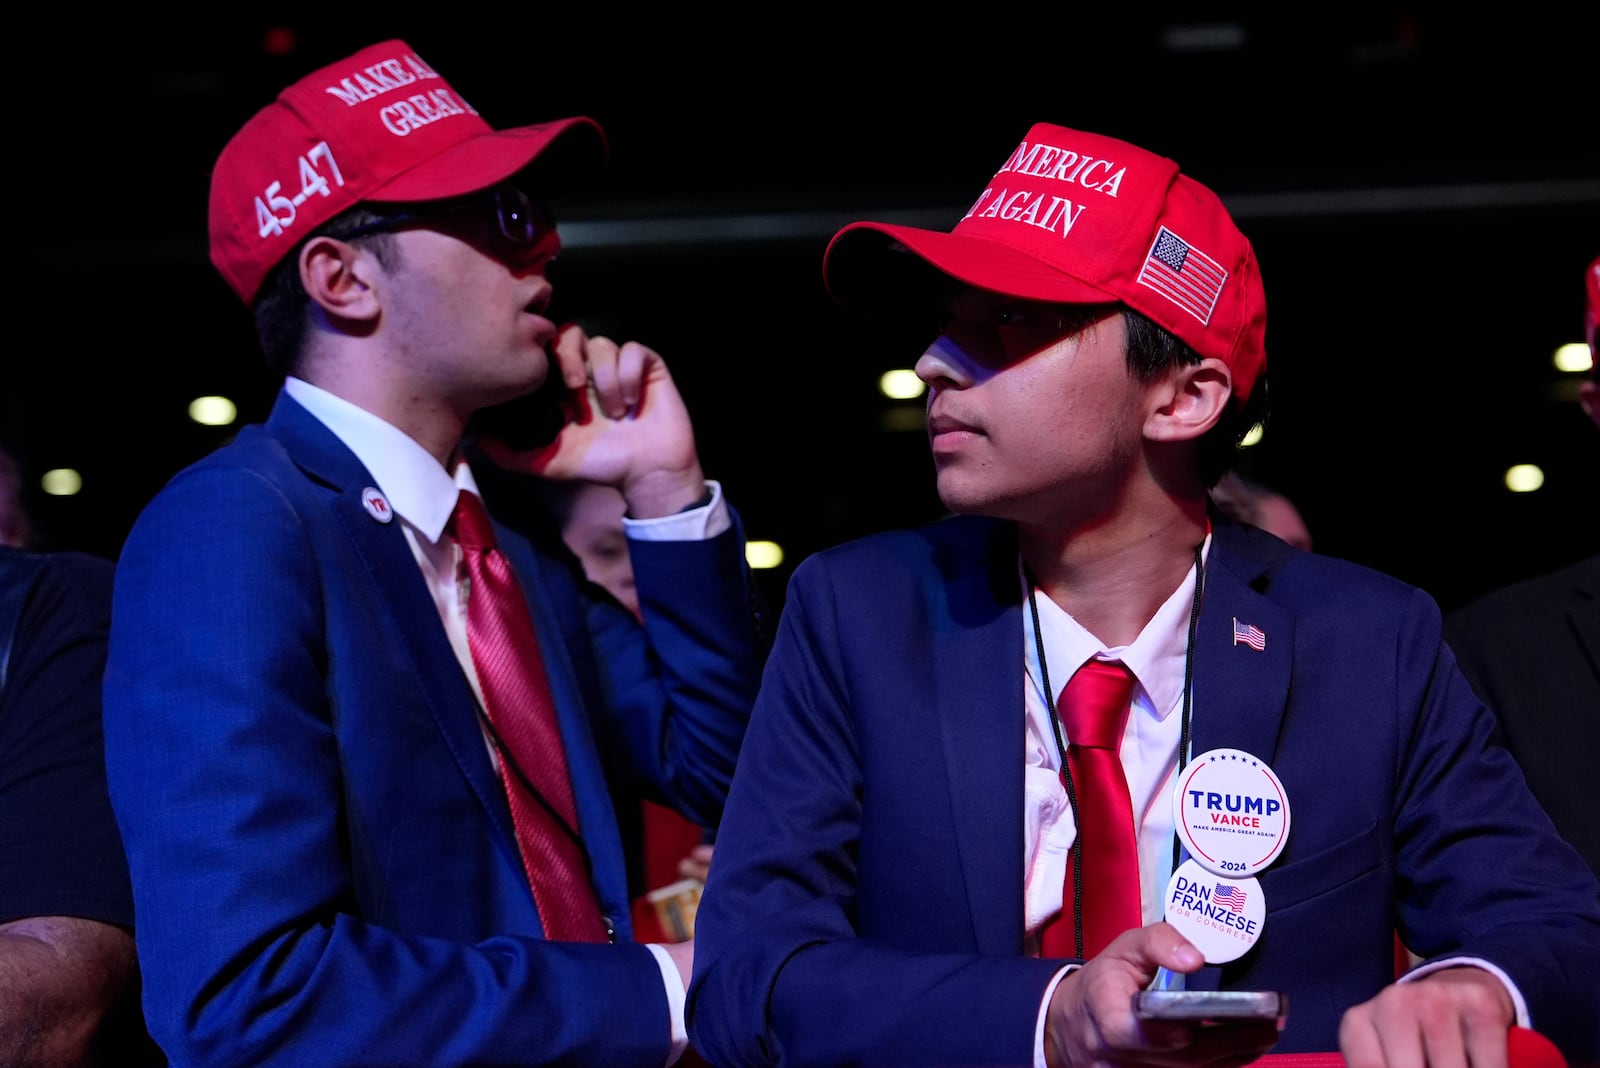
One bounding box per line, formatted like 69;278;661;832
1110;921;1205;975
1339;970;1514;1068
1177;1020;1285;1068
677;843;715;883
1044;925;1218;1068
562;327;657;421
612;340;649;413
533;322;699;497
552;322;590;392
1341;998;1409;1068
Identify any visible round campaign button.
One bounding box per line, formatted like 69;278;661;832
1162;858;1265;963
1172;748;1290;878
361;486;394;524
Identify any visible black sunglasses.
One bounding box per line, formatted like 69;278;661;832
333;184;554;253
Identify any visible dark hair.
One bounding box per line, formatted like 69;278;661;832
251;206;402;378
1121;305;1268;488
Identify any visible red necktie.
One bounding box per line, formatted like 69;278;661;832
1039;659;1142;960
451;489;609;943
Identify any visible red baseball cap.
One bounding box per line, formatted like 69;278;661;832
822;122;1268;403
208;39;608;305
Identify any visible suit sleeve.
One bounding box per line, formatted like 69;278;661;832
1393;589;1600;1058
103;464;672;1068
586;508;768;831
686;553;1063;1068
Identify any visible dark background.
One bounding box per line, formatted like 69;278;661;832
4;8;1598;617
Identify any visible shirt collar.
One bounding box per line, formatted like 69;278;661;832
1023;532;1212;721
283;377;479;543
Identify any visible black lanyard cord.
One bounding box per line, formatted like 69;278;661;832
472;696;602;894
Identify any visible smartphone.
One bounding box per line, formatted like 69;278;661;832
1132;990;1286;1023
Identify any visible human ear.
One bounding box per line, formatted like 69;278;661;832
1144;358;1233;442
299;236;380;324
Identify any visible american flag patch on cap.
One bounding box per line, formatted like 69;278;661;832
1138;227;1227;324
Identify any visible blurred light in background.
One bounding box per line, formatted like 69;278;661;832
41;468;83;496
189;396;238;427
879;369;926;400
1504;464;1545;493
1553;342;1594;374
1239;423;1266;448
746;541;784;570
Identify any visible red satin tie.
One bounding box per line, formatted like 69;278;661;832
452;489;609;943
1039;658;1142;960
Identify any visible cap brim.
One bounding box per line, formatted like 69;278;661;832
822;221;1119;324
366;116;609;204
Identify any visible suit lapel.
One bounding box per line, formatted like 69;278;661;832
936;520;1031;954
1181;525;1296;991
267;396;520;854
1189;530;1295;765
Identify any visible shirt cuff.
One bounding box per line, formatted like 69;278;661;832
1034;964;1079;1068
622;480;730;541
646;942;690;1066
1400;956;1530;1029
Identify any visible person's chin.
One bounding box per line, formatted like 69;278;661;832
935;473;992;517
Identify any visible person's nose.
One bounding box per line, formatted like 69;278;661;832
915;333;979;390
509;232;562;277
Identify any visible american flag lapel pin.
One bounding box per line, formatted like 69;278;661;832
1232;617;1266;651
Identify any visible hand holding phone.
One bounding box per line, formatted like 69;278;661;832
1044;927;1283;1068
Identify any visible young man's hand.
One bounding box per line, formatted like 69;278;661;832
1339;966;1515;1068
478;323;706;518
1043;923;1281;1068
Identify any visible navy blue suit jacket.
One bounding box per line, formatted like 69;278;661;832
103;392;764;1067
688;515;1600;1067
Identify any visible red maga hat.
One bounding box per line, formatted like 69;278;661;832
208;39;608;305
822;122;1268;404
